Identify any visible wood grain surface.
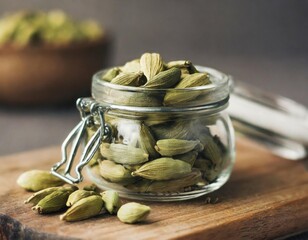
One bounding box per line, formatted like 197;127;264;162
1;139;308;240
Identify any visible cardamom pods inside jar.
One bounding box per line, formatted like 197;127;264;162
51;53;235;201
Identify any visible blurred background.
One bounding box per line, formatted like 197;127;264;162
0;0;307;155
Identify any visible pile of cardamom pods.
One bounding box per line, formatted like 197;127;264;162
88;53;228;194
17;170;150;223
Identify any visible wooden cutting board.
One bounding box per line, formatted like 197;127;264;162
1;138;308;240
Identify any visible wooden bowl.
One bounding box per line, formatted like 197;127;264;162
0;35;112;106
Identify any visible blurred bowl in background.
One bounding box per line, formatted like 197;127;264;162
0;35;112;106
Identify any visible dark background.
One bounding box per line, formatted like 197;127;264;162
0;0;307;155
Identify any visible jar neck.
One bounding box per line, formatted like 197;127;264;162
91;66;230;114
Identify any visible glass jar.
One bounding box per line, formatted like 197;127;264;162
51;66;235;201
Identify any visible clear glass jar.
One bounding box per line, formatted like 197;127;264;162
52;66;235;201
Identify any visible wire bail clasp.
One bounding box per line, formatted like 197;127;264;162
51;97;111;184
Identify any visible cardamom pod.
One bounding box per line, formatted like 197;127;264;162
99;160;135;183
163;73;211;105
101;67;120;82
66;189;98;207
86;127;103;167
100;143;149;165
132;158;191;180
60;195;104;222
199;133;223;169
140;53;164;80
173;151;198;166
154;139;203;156
194;158;220;182
101;190;122;214
123;164;143;172
143;68;181;89
138;123;160;159
83;184;98;192
165;60;198;74
32;189;73;214
145;168;203;193
17;170;65;192
25;185;77;205
117;202;151;224
110;72;144;86
121;59;141;73
107;90;162;107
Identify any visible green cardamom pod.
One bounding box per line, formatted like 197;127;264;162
150;120;196;140
66;189;98;207
121;59;141;73
60;195;104;222
143;68;181;89
163;73;211;105
101;67;121;82
173;151;198;166
132;158;191;180
86;126;103;167
107;90;162;107
145;168;203;193
117;202;151;224
83;184;98;192
199;133;223;169
99;160;135;183
100;143;149;165
110;72;144;86
101;190;122;214
140;53;164;80
25;185;77;205
32;189;74;214
17;170;65;192
194;158;220;182
138;123;160;159
154;139;203;156
165;60;198;74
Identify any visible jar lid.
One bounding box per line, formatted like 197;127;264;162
227;78;308;160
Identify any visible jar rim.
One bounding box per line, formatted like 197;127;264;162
91;66;230;111
92;66;229;92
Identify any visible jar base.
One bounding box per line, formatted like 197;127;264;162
86;166;232;202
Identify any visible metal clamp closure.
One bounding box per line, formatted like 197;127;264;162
51;98;111;184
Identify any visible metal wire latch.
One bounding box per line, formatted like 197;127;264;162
51;98;111;184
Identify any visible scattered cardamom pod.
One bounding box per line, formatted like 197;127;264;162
66;189;98;207
17;170;65;192
163;73;211;105
101;67;121;82
25;185;77;205
138;123;160;159
110;72;144;86
132;158;191;180
101;190;122;214
155;139;203;156
140;53;164;80
143;68;181;89
60;195;104;222
100;143;149;165
32;188;74;214
99;160;135;183
117;202;151;224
